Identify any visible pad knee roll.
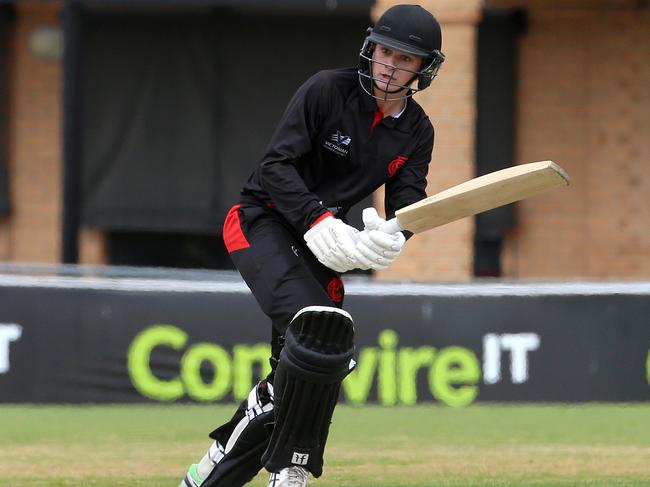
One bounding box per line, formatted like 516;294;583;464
262;306;355;477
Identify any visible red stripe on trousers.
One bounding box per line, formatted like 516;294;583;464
223;205;250;253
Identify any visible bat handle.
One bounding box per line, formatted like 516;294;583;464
379;218;402;234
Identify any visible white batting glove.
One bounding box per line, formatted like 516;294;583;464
304;215;360;273
355;207;406;270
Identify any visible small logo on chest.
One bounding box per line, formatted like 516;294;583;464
323;130;351;157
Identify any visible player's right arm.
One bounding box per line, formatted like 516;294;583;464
257;72;333;233
257;72;360;272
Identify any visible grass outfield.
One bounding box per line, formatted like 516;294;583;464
1;404;649;486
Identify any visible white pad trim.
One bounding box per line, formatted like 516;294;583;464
224;383;274;455
291;305;352;324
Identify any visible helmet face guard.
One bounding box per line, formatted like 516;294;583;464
357;5;445;101
358;37;445;101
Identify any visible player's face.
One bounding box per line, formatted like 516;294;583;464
371;43;423;96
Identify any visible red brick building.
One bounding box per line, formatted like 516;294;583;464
1;0;648;281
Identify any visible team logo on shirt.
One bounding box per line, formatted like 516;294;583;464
327;277;344;303
388;155;408;177
323;130;351;157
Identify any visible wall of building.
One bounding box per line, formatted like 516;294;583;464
492;0;650;278
1;0;648;281
0;3;62;264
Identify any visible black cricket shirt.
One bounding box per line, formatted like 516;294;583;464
240;67;434;235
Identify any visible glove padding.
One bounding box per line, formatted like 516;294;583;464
355;208;406;270
304;215;360;273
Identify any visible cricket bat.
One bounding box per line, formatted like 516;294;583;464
380;160;570;234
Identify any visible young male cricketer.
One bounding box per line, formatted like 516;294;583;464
179;4;445;487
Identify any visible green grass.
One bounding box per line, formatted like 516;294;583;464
1;404;649;486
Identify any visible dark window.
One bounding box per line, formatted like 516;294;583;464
474;7;526;277
79;8;370;268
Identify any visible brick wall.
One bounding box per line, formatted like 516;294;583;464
372;0;483;281
2;0;648;280
0;2;107;265
492;0;650;278
0;3;62;263
374;0;650;280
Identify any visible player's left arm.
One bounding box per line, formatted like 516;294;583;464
355;122;434;270
384;122;434;224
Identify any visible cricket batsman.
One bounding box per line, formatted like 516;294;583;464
179;4;445;486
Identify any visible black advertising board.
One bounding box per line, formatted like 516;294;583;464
0;272;649;405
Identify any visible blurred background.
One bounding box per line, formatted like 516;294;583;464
0;0;648;279
0;0;648;405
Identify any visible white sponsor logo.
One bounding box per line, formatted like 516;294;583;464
0;323;23;374
323;130;351;157
291;452;309;466
323;141;348;156
330;131;351;146
483;333;540;384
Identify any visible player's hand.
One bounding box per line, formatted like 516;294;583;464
355;207;406;270
304;215;360;272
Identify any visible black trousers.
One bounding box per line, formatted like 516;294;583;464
224;204;345;363
200;204;345;486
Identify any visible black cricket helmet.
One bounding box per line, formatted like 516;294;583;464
359;4;445;100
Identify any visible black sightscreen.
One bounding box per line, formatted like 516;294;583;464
80;10;369;236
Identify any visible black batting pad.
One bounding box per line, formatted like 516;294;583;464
262;306;355;477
